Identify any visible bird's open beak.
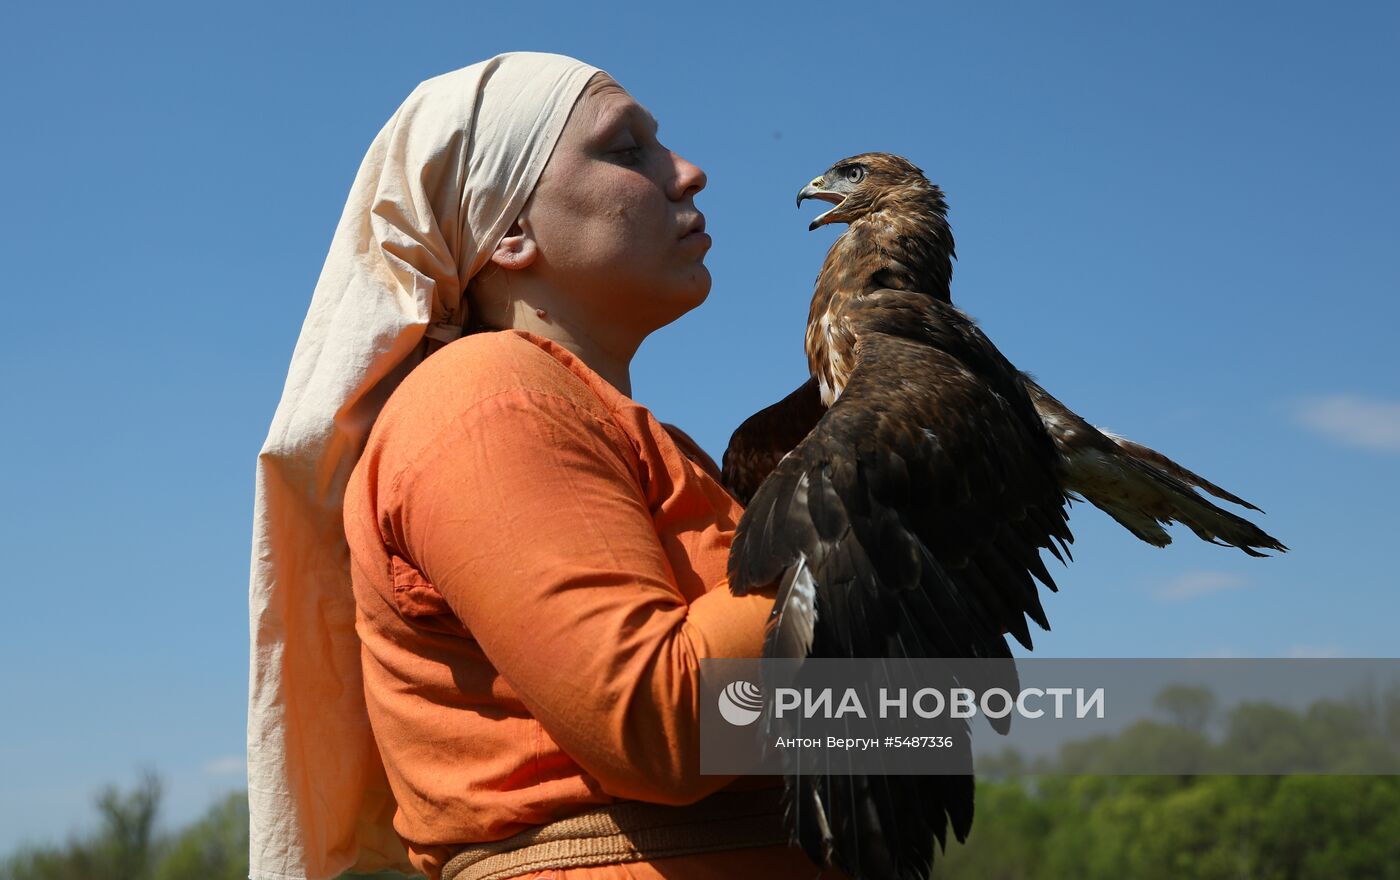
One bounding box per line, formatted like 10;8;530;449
797;177;848;231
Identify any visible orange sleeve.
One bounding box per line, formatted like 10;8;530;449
387;387;777;806
658;421;724;485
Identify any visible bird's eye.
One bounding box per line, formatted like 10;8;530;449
844;165;866;183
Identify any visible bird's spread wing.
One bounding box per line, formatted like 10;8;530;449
1023;377;1287;556
730;292;1071;658
722;375;826;506
727;290;1072;878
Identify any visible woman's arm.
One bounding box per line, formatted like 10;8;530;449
386;387;775;806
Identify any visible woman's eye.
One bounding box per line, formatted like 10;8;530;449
612;146;644;166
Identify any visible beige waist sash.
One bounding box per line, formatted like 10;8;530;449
441;787;792;880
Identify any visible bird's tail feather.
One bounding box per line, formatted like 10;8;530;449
1101;429;1263;512
1023;376;1285;556
787;772;972;880
1071;445;1287;557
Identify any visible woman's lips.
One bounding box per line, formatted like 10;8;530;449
679;230;712;250
679;214;709;249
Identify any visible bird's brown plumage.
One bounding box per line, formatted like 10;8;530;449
725;153;1072;880
720;151;1284;880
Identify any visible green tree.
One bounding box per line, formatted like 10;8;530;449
1;768;162;880
1152;684;1217;735
150;791;249;880
933;684;1400;879
9;684;1400;880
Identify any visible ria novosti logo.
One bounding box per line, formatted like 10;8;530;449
716;679;1106;726
717;680;764;726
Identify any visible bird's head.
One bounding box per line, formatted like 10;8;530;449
797;152;943;231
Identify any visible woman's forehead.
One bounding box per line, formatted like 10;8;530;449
585;72;626;97
577;75;656;131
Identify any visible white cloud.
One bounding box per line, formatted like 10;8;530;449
1155;571;1249;602
202;755;246;776
1295;394;1400;453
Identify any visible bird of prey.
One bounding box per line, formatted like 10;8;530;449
720;152;1285;880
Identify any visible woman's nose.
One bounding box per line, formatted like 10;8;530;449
668;151;707;200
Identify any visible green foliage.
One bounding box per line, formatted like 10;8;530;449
1;768;164;880
5;684;1400;879
1152;684;1216;735
930;683;1400;879
932;775;1400;880
0;767;424;880
149;791;249;880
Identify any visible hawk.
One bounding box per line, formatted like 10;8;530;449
720;152;1285;880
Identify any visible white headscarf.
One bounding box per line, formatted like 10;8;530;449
247;52;602;880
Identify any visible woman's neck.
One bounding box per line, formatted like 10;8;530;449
550;328;634;398
470;300;636;398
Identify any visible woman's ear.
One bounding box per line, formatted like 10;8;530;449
487;217;538;271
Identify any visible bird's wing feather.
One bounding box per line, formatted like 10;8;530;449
722;375;826;506
727;290;1072;880
730;291;1070;658
1023;376;1286;555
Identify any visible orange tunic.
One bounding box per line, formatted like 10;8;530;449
345;329;849;880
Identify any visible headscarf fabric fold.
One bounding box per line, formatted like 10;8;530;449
246;52;602;880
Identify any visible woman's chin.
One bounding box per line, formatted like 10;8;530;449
686;264;712;300
640;274;711;332
677;268;712;313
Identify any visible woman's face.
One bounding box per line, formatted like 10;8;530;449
520;74;711;339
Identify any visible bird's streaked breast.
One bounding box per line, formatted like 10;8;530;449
808;307;856;406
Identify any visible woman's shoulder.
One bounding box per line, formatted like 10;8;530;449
411;327;609;407
366;329;618;462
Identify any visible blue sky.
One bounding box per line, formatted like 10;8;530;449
1;0;1396;858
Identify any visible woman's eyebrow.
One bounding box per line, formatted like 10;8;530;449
596;104;660;138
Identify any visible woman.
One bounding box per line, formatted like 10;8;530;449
248;52;849;880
